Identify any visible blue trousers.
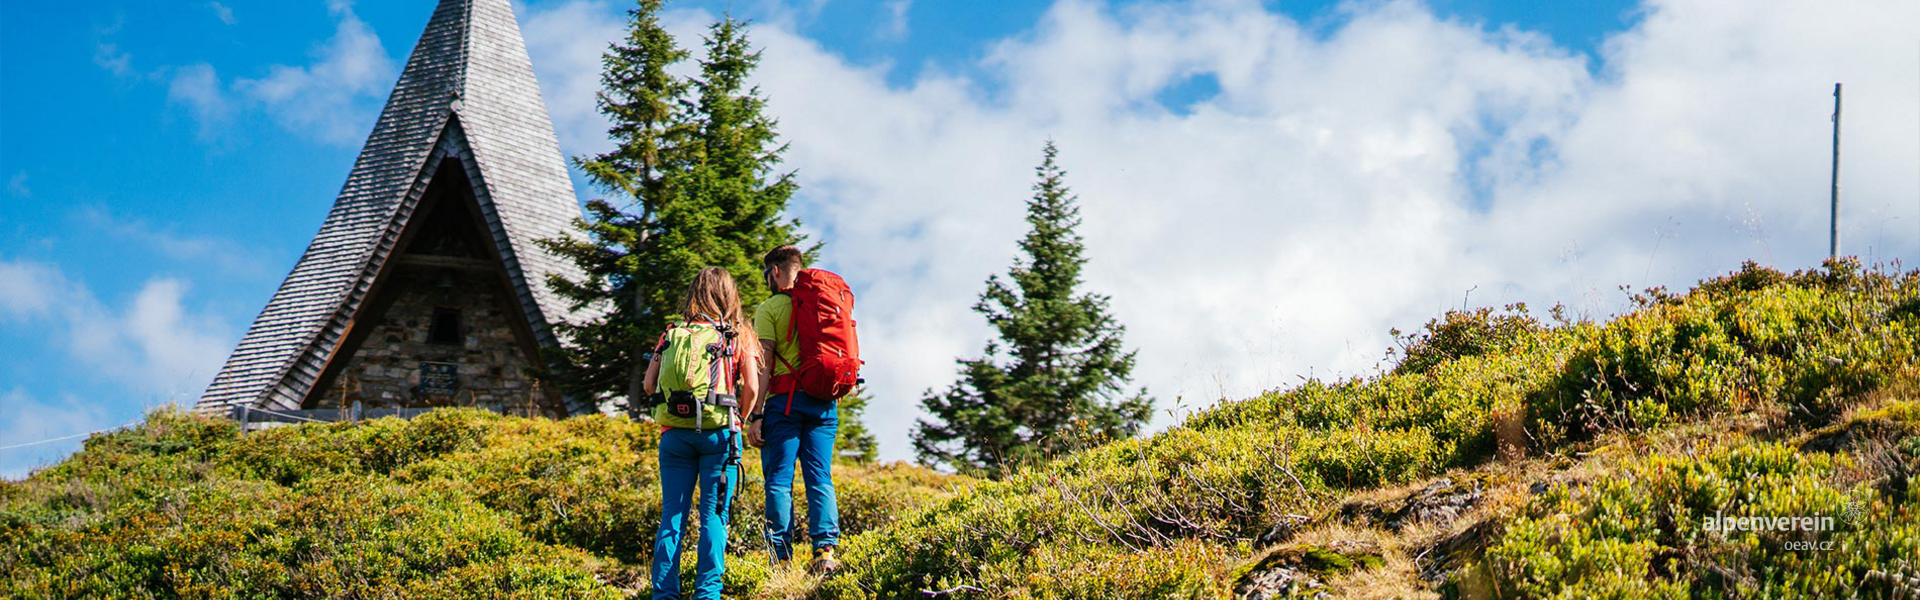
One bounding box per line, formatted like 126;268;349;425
761;390;840;560
652;427;739;600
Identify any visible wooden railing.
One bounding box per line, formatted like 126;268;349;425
228;401;509;430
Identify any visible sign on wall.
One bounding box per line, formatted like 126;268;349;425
419;362;460;397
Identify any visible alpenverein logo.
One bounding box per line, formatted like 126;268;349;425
1703;505;1848;551
1843;497;1865;525
1702;512;1834;533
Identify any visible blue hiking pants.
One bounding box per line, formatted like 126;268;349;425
761;390;840;560
651;427;739;600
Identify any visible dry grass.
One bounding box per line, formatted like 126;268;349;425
754;563;827;600
1303;436;1644;599
1301;524;1432;600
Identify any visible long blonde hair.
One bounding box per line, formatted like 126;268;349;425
679;266;760;357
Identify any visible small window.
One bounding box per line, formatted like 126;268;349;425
428;307;462;345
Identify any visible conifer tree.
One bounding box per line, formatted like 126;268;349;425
912;142;1151;474
834;391;881;464
540;4;803;406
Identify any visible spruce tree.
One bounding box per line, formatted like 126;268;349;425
912;142;1151;474
834;391;881;464
642;16;803;310
540;5;803;406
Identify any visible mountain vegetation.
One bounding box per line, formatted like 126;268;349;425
5;262;1914;599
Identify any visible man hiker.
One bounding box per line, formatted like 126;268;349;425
746;245;856;572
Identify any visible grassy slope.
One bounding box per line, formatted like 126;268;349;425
1;409;964;598
815;260;1919;599
4;260;1916;599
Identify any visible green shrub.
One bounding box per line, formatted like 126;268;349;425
1476;440;1915;599
1391;303;1544;376
822;261;1914;599
1294;426;1439;490
816;421;1446;598
6;262;1914;599
832;461;970;538
0;407;959;599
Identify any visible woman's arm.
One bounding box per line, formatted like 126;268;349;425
642;356;661;396
738;350;762;416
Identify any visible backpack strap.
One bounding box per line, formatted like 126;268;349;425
660;318;740;433
694;318;744;432
773;351;799;416
767;291;803;416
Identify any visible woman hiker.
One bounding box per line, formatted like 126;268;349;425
645;267;762;600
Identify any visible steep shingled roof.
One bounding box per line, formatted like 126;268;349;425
198;0;592;416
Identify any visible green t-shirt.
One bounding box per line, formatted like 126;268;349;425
754;294;799;376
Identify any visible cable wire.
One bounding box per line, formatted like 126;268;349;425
0;421;140;451
239;406;327;424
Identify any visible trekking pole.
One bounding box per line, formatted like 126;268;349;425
715;327;775;567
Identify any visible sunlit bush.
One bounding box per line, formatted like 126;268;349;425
4;261;1913;599
1475;439;1916;598
0;407;959;599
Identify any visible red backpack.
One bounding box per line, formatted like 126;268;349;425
772;269;862;412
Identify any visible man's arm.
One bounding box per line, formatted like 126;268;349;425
737;345;762;415
751;297;782;410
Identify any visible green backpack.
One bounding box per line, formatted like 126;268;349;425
652;321;739;430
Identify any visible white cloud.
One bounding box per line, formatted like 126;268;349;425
521;0;630;164
7;172;27;198
0;260;233;399
523;0;1918;462
78;208;271;277
232;1;394;144
167;63;231;140
208;2;237;26
0;261;61;317
744;0;834;31
1475;0;1920;271
97;3;387;143
879;0;911;42
93;43;134;78
124;280;233;390
521;2;735;180
91;15;156;84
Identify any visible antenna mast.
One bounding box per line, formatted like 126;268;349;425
1829;83;1842;259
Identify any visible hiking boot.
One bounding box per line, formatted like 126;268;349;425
810;545;842;573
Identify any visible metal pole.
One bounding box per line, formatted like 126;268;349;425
1830;83;1842;259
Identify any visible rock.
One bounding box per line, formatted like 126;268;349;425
1338;475;1485;532
1398;477;1483;528
1256;514;1313;546
1237;563;1323;600
1235;541;1383;600
1415;519;1500;583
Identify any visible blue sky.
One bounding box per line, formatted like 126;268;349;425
0;0;1634;310
3;0;1914;475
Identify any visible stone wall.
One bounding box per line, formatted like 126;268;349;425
314;265;548;414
